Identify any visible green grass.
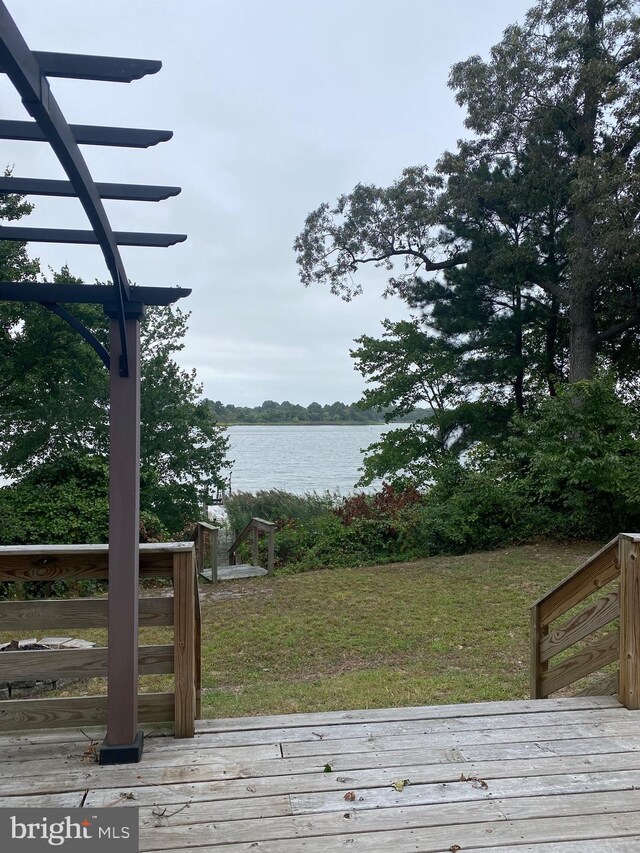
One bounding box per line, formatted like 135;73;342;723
2;540;601;718
195;540;598;717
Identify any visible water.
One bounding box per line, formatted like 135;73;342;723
225;424;403;495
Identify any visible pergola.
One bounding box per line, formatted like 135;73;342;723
0;2;189;763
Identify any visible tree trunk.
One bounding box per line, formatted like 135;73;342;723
569;274;597;381
567;0;601;383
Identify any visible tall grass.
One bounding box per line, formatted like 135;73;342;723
224;489;337;532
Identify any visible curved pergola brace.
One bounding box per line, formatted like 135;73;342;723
41;302;110;370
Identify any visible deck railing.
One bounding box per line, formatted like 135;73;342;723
229;517;275;575
531;533;640;708
0;542;201;735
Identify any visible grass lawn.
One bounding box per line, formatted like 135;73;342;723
3;540;602;717
194;540;599;717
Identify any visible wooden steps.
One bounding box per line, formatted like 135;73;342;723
199;564;268;582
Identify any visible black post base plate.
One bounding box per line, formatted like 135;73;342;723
99;730;144;765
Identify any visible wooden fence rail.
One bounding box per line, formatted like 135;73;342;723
531;533;640;708
0;542;200;735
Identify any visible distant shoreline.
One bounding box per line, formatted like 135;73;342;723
219;421;414;427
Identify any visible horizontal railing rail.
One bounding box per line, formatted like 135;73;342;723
0;542;200;735
229;517;275;576
531;536;619;700
530;535;636;704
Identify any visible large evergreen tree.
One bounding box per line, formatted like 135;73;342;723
295;0;640;481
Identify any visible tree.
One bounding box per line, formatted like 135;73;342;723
296;0;640;384
0;263;230;535
449;0;640;381
295;0;640;483
138;306;230;531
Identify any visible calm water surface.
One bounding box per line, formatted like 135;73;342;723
226;424;402;495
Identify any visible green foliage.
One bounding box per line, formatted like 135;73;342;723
224;489;337;533
0;454;110;600
266;478;538;574
501;376;640;538
0;261;230;537
296;0;640;491
0;453;109;546
139;307;230;533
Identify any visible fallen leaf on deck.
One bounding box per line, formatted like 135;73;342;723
459;773;488;790
324;763;333;773
391;779;410;792
344;791;356;801
450;846;461;852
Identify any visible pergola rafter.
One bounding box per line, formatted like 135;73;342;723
0;1;191;764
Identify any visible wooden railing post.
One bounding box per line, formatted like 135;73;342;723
267;525;275;576
173;547;196;737
252;524;259;567
530;602;548;699
194;568;202;719
619;534;640;709
196;523;204;574
211;527;218;583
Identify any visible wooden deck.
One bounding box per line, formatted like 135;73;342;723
1;695;640;850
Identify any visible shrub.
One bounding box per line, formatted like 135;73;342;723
502;377;640;538
224;489;336;533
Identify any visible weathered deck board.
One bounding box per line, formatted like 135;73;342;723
138;790;640;849
1;696;639;852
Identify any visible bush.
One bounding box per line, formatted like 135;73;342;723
396;468;547;557
502;377;640;538
224;489;337;533
0;452;169;599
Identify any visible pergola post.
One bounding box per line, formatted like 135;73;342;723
100;311;144;764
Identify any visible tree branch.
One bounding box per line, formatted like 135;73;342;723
595;315;640;343
619;125;640;160
352;247;469;272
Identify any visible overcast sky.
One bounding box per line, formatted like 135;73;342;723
3;0;533;406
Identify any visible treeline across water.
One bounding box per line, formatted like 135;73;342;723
205;399;433;425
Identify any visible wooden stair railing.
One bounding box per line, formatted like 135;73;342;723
193;520;219;583
229;518;275;576
531;533;640;708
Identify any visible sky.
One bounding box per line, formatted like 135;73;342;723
2;0;533;406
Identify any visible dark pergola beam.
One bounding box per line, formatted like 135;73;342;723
0;119;172;148
0;282;191;305
0;176;181;201
0;51;162;82
0;2;141;373
0;226;187;247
